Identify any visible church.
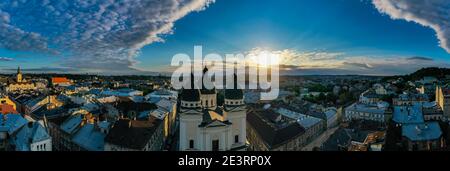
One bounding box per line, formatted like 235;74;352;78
178;68;247;151
6;67;37;92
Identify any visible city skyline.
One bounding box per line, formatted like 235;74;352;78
0;0;449;76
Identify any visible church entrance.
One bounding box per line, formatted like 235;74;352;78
212;140;219;151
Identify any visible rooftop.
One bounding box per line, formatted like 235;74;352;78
396;93;429;101
402;122;442;141
13;122;51;151
0;114;29;134
52;77;70;84
72;123;106;151
276;108;322;129
60;114;83;135
105;117;162;150
247;110;305;149
393;105;424;124
345;103;387;115
0;104;18;115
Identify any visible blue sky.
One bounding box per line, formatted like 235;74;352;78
0;0;449;75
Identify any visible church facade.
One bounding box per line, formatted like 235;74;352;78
179;69;247;151
6;67;37;92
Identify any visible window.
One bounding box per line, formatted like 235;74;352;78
189;140;194;149
212;140;219;151
206;100;208;107
44;144;46;150
235;135;239;143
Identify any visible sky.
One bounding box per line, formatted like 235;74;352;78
0;0;449;75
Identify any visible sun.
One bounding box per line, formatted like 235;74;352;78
248;50;280;67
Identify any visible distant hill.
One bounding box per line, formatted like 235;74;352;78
406;67;450;81
381;67;450;82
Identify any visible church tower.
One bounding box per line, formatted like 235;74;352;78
179;72;203;151
200;67;217;109
16;66;23;83
224;73;246;149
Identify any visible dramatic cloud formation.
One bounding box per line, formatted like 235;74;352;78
0;0;214;73
372;0;450;53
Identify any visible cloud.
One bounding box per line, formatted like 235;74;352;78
246;47;450;75
3;67;76;73
0;0;215;73
406;56;434;61
372;0;450;53
244;48;345;69
342;62;373;69
282;54;450;75
0;57;13;61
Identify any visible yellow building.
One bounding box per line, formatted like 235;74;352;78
6;66;37;92
436;85;450;118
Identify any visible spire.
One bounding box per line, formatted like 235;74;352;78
17;66;21;74
190;72;195;89
233;73;238;89
203;65;208;74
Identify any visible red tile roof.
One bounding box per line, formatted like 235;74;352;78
0;104;18;115
52;77;70;84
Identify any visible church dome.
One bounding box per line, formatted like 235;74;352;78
225;89;243;100
180;73;201;102
225;74;243;100
180;88;201;102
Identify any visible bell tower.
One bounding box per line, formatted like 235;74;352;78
16;66;23;83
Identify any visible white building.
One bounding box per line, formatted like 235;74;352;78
179;71;246;151
359;90;382;105
345;101;390;123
